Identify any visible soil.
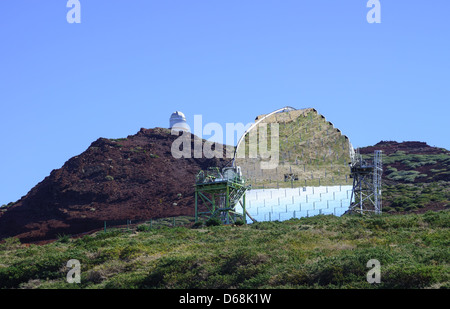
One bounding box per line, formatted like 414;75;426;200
1;137;448;244
359;140;450;183
0;128;229;243
359;141;449;156
359;141;450;213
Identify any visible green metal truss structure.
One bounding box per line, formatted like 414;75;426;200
194;167;250;224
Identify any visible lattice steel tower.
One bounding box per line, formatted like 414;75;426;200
349;150;383;214
194;166;250;224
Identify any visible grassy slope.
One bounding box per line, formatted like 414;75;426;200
0;210;448;289
362;150;450;213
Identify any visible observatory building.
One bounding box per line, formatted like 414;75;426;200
169;111;190;132
233;107;356;223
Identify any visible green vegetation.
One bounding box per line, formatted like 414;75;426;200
383;182;450;212
364;150;450;183
387;170;427;182
0;202;15;210
359;148;450;213
205;217;222;227
381;151;450;168
0;211;448;289
132;216;194;232
238;109;352;189
130;146;144;153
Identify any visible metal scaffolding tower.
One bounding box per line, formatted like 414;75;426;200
194;166;250;224
349;150;383;214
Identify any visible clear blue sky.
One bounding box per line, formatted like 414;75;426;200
1;1;449;205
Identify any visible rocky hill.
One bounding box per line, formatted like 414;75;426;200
360;141;447;156
1;135;449;243
359;141;450;213
360;141;450;183
0;128;229;242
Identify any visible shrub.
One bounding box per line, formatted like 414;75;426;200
57;234;71;243
387;170;425;182
119;244;143;260
0;237;22;250
0;202;14;209
365;217;388;230
0;210;448;289
423;211;449;228
143;255;206;288
136;224;151;232
389;215;420;229
192;221;203;228
94;229;122;240
0;251;69;288
382;264;441;288
205;217;222;227
390;196;414;210
234;219;245;226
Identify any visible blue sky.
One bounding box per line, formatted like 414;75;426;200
1;0;449;205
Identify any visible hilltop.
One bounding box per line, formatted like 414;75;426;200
0;128;229;243
360;141;450;183
360;141;448;156
359;141;450;213
0;136;448;243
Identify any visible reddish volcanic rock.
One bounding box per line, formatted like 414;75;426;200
0;128;230;243
360;141;449;156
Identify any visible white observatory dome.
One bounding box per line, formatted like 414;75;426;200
169;111;190;132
